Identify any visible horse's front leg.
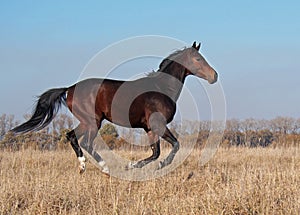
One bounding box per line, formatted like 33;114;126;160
126;131;161;169
157;127;179;170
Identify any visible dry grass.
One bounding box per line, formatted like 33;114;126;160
0;146;299;215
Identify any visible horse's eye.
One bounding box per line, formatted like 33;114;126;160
196;58;202;62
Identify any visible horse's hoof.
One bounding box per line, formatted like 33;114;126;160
125;161;138;170
102;167;110;177
79;163;86;174
79;167;85;174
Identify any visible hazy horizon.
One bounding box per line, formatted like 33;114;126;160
1;1;299;121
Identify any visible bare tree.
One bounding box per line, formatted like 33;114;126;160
0;114;7;138
270;117;295;134
0;114;17;139
226;119;240;132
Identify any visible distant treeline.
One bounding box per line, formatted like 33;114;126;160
0;114;299;151
196;117;300;148
223;117;300;147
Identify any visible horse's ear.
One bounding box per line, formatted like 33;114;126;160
192;41;197;49
196;43;201;51
192;41;201;51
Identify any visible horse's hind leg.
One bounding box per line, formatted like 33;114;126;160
80;125;110;175
66;124;86;173
127;131;161;169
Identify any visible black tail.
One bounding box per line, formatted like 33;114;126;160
11;88;68;133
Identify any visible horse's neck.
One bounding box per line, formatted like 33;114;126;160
155;62;186;101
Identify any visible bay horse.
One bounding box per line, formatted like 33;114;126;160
11;42;218;175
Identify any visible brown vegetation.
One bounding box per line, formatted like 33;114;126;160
0;146;299;214
0;114;300;214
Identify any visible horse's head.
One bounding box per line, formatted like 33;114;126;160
182;42;218;84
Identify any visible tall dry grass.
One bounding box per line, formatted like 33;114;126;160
0;146;299;214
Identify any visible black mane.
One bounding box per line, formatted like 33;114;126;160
147;47;188;77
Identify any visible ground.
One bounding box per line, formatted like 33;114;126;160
0;146;299;214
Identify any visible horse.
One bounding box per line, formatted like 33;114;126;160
11;41;218;175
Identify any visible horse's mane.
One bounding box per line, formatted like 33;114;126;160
147;47;188;77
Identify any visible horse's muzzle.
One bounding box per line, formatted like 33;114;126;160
209;71;218;84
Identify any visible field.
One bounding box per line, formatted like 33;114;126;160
0;146;299;214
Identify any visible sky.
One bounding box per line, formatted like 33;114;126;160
0;0;300;121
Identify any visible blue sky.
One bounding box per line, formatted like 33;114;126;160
0;1;299;120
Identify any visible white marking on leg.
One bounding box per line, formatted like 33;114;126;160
98;160;106;168
78;156;86;173
98;160;110;175
78;156;86;163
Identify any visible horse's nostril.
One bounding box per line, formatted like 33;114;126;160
214;72;218;81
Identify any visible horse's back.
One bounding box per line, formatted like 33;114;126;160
66;78;124;122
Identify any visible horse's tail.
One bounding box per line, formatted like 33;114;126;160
11;87;68;133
